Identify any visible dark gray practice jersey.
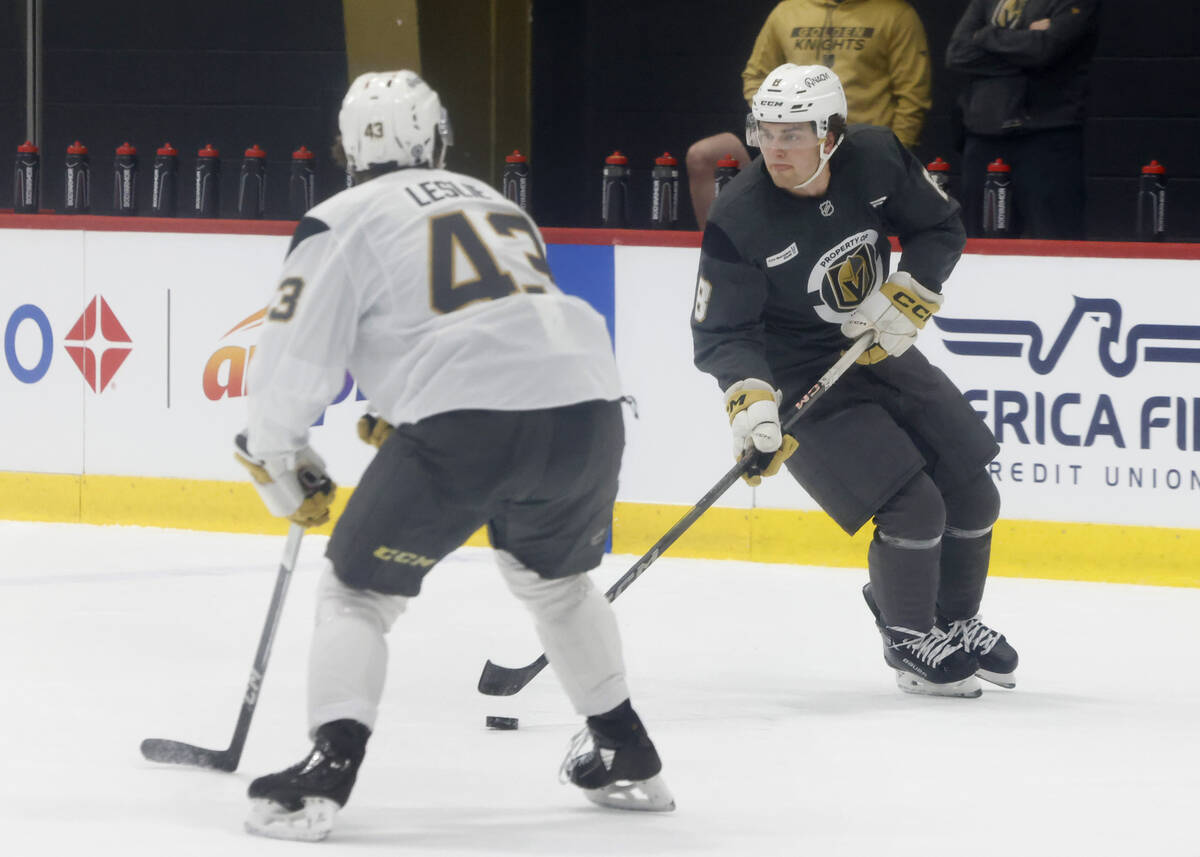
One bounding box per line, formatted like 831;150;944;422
691;124;966;393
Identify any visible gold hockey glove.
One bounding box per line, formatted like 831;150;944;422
740;435;800;487
724;378;798;485
840;272;943;364
356;413;394;448
234;432;336;527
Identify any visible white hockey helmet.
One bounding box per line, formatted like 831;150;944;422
747;63;848;147
338;70;453;171
747;63;848;190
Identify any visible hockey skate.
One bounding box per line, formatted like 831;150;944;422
862;584;981;698
938;614;1018;688
560;701;675;812
863;582;1018;690
244;719;369;842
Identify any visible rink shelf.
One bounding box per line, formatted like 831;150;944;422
2;213;1200;259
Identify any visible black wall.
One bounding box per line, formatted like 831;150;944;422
531;0;1200;240
5;1;1197;238
1084;3;1200;240
531;0;776;231
2;3;27;208
7;0;348;218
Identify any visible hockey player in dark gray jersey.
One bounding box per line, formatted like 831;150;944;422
693;63;1018;698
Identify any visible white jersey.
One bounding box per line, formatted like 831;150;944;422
246;168;621;461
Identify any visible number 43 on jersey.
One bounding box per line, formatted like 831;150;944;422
430;209;556;314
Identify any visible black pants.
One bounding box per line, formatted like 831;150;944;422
779;347;1000;536
328;400;624;596
960;127;1086;240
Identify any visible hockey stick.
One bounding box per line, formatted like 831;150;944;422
477;333;875;697
140;522;305;772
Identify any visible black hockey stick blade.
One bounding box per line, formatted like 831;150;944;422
477;654;549;696
139;738;239;772
475;334;874;699
140;523;305;773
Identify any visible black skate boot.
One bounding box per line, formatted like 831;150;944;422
244;719;370;841
938;613;1019;689
560;699;675;812
862;583;981;698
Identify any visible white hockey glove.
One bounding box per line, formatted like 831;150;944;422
724;379;799;486
234;432;337;528
840;272;943;365
356;412;394;449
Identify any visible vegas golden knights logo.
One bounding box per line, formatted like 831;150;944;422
991;0;1027;28
822;244;878;310
807;228;881;322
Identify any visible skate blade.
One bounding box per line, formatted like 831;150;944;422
978;668;1016;689
245;796;339;842
582;774;676;812
894;670;982;698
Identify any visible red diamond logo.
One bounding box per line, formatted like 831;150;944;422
64;296;133;393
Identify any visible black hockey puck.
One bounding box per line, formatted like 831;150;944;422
485;715;519;730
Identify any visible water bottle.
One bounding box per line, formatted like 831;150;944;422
151;143;179;217
601;150;631;228
289;145;316;218
714;153;740;198
14;141;40;214
113;142;138;215
650;151;679;229
925;156;951;197
194;143;221;217
64;141;90;214
982;157;1012;236
1136;159;1166;242
237;144;267;219
502;149;530;212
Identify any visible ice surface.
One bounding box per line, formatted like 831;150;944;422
2;521;1197;856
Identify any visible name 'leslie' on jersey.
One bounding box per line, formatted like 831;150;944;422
403;178;490;207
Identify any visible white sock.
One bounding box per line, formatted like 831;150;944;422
495;550;629;716
307;562;406;735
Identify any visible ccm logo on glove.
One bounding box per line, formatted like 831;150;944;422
888;287;935;321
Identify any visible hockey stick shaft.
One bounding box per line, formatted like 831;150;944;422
141;522;305;771
477;334;874;696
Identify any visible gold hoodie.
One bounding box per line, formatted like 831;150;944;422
742;0;932;146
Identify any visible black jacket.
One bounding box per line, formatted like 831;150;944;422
946;0;1100;136
692;124;964;394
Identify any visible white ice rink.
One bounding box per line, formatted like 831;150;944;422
2;520;1198;856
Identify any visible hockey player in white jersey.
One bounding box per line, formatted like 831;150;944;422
234;70;673;842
